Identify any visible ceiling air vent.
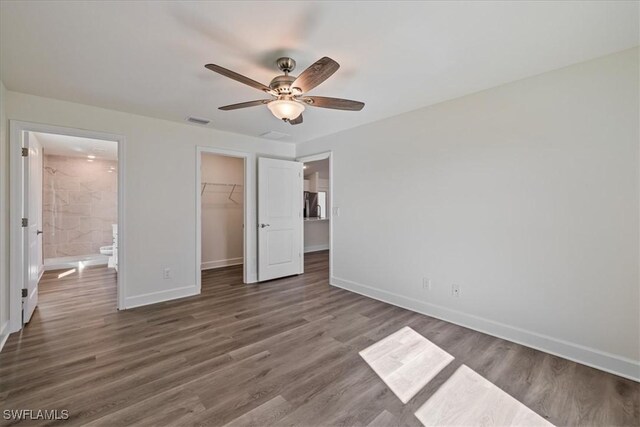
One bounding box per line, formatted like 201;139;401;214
187;116;211;125
260;131;289;140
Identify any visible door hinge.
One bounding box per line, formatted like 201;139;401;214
21;147;28;157
21;218;28;227
21;288;27;298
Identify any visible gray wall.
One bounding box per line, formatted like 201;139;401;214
297;48;640;379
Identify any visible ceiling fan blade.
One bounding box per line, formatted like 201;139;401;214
219;99;272;111
289;114;303;125
205;64;274;95
291;57;340;94
298;96;364;111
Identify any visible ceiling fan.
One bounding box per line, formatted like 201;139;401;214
205;56;364;125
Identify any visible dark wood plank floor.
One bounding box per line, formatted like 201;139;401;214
0;251;637;426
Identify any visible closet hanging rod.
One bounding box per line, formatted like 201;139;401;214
201;182;243;186
201;182;243;200
202;181;243;187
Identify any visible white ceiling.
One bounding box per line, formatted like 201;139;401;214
2;1;638;144
32;132;118;160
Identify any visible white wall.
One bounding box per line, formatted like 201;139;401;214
201;153;244;269
3;91;295;311
297;48;640;380
0;80;9;349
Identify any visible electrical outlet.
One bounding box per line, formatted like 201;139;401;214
423;277;432;290
163;268;171;280
451;284;460;297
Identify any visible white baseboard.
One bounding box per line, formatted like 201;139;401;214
201;257;243;270
0;321;10;353
304;244;330;253
330;275;640;382
123;285;199;309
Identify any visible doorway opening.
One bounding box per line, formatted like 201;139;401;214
297;152;333;278
37;132;119;272
197;149;247;288
9;121;125;333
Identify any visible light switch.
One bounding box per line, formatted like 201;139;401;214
332;207;340;217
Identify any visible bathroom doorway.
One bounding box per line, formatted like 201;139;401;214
36;132;119;272
196;148;248;289
9;121;125;332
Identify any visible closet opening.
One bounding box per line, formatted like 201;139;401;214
198;150;247;288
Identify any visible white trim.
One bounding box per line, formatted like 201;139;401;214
304;244;330;253
296;151;333;278
196;146;255;291
201;257;243;270
330;275;640;382
9;120;126;334
297;152;332;163
0;321;10;352
123;285;198;309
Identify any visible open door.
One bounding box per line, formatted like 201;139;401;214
258;157;303;281
23;132;43;324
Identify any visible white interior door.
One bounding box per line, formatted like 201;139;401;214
23;132;43;324
258;157;303;281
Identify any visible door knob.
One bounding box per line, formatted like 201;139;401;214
36;230;43;235
259;223;270;228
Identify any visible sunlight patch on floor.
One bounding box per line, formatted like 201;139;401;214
57;268;76;279
360;327;554;426
359;326;454;404
415;365;554;427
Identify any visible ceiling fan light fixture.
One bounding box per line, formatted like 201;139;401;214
267;99;305;121
206;56;364;124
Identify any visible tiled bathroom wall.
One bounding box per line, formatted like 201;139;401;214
43;155;117;258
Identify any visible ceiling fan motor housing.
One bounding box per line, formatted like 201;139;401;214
270;74;297;95
276;57;296;73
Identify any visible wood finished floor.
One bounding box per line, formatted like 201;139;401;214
0;251;637;426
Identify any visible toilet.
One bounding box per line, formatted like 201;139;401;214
100;245;113;256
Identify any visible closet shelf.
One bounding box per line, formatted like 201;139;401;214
201;182;243;204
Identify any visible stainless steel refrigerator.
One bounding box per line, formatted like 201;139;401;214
303;191;319;218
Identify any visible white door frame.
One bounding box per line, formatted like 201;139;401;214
296;151;333;278
9;120;126;333
196;146;255;288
